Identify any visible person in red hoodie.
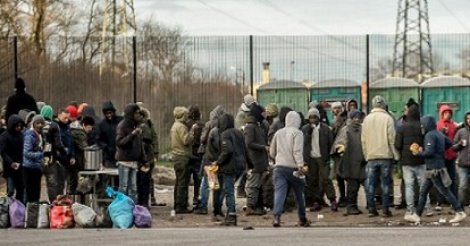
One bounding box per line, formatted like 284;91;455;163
436;105;459;204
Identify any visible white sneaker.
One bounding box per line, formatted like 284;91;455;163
449;212;467;223
434;205;443;211
425;208;434;217
404;212;421;223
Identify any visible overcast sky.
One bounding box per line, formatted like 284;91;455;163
134;0;470;35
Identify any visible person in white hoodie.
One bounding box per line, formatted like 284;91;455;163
270;111;310;228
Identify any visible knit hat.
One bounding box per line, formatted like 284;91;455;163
15;78;25;91
349;110;364;119
331;101;343;110
308;108;320;118
309;100;319;109
265;103;279;117
66;105;79;118
243;94;256;106
31;115;45;126
372;95;387;109
40;105;54;120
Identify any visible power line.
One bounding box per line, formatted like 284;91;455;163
195;0;363;67
436;0;470;33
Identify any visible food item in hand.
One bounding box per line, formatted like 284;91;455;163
410;143;420;154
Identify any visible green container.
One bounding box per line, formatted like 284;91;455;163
369;77;419;119
421;76;470;122
256;80;309;115
309;79;362;121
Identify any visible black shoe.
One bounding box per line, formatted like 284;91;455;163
193;207;208;215
395;201;407;210
368;209;379;217
273;216;281;227
221;215;237;226
338;197;348;208
382;210;393;218
175;208;193;214
346;206;362;215
297;218;311;227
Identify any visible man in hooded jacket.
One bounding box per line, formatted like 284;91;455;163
115;103;144;202
98;101;123;168
170;106;194;213
5;78;38;121
0;115;25;202
436;105;459;204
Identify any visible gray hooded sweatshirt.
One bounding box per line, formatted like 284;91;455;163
269;111;304;169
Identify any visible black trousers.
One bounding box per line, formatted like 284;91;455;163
137;168;152;207
23;167;42;203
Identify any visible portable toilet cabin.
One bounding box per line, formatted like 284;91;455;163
421;76;470;122
369;77;419;118
309;79;362;120
256;80;309;115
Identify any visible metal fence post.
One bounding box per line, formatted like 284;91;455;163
366;34;370;113
133;36;137;103
249;35;254;95
14;36;18;81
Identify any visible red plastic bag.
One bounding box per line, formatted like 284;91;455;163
50;196;74;229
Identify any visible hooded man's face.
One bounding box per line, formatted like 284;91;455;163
15;122;24;133
348;102;358;112
443;111;452;121
133;110;142;122
466;114;470;126
104;110;115;120
33;120;44;132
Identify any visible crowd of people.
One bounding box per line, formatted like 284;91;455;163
0;78;469;227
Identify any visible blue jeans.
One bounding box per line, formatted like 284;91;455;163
118;165;137;202
458;166;470;203
220;174;236;215
366;160;393;211
417;171;463;216
198;175;210;208
402;165;429;212
446;159;458;200
273;166;306;220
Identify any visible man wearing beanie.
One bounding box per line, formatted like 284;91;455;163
40;105;68;202
23;115;46;203
362;95;400;217
235;94;257;130
302;108;336;212
97;101;123;168
5;78;38;121
170;106;194;213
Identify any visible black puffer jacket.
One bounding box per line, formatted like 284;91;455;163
115;103;144;162
244;115;268;173
395;105;424;166
216;113;247;175
0;115;24;177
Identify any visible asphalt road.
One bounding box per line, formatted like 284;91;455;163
1;227;470;246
